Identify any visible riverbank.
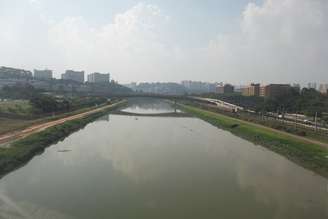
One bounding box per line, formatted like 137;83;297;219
0;100;126;178
179;104;328;178
0;100;128;144
0;101;113;136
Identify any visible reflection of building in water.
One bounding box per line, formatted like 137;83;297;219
97;114;110;122
123;98;178;114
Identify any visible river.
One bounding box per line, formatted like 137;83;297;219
0;98;327;218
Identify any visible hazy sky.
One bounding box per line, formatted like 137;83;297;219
0;0;327;84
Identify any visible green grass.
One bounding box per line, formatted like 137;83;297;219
0;100;34;115
0;100;123;135
0;105;97;135
0;118;37;135
180;104;328;178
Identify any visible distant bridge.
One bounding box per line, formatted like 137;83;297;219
111;111;191;118
108;93;242;113
108;93;189;100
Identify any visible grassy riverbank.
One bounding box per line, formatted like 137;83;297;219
0;101;110;136
0;101;126;178
180;104;328;178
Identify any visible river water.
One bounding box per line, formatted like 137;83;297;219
0;98;327;219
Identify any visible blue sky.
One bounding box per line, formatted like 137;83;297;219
0;0;327;84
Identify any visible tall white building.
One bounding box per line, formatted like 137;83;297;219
61;70;84;83
87;72;110;83
34;69;53;80
181;80;219;93
319;84;328;94
308;82;317;90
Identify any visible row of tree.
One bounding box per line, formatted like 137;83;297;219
31;96;109;114
201;88;328;119
30;95;70;114
0;84;39;99
262;88;327;117
0;84;108;114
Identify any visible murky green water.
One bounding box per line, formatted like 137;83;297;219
0;99;327;218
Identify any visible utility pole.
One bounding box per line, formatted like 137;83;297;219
276;108;279;120
174;98;177;113
295;113;297;131
315;112;318;132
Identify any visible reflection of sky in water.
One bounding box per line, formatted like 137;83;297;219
0;100;327;218
121;98;181;114
0;197;74;219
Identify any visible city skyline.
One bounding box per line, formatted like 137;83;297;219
0;0;327;84
2;65;328;89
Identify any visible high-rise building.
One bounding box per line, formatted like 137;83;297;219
241;83;260;96
292;83;301;93
292;83;301;88
260;84;291;98
61;70;84;83
181;80;218;94
319;84;328;94
34;69;53;80
308;82;317;90
0;66;32;79
87;72;110;83
216;84;234;94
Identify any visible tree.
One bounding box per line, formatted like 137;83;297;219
30;95;72;114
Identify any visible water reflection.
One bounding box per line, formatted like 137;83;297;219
121;97;181;114
0;99;327;219
96;114;110;122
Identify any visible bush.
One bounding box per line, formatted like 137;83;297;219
297;131;307;136
30;95;70;113
230;124;239;129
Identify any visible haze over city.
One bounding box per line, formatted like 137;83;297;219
1;1;328;218
0;0;327;85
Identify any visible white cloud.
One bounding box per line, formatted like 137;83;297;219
0;0;327;84
207;0;328;84
45;3;176;80
29;0;39;3
0;2;175;81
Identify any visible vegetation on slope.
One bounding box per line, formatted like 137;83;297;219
0;100;33;116
201;88;328;119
